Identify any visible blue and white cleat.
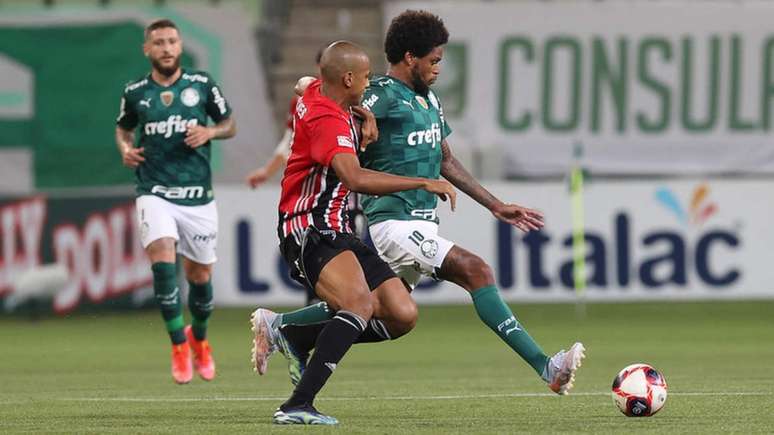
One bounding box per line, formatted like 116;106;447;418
546;342;586;395
273;405;339;425
250;308;278;375
275;326;308;386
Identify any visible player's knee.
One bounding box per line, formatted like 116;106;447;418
185;268;211;285
462;255;495;290
390;301;418;337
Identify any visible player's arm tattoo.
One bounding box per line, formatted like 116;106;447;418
440;139;502;211
115;127;135;155
210;117;237;139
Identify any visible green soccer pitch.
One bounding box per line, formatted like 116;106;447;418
1;301;772;433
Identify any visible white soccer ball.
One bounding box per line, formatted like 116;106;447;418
611;363;668;417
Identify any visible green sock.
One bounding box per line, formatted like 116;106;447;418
188;280;213;341
151;262;185;344
279;301;334;326
471;285;549;375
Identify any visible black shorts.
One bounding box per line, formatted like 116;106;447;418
280;226;397;299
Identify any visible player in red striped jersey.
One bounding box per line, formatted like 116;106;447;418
264;41;456;425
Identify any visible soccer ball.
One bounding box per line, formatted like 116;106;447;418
611;363;668;417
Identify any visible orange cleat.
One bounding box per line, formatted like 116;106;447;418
185;325;216;381
171;341;193;384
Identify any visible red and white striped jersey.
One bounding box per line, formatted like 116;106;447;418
278;79;359;244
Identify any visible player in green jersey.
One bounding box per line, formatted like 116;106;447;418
115;19;236;384
264;10;585;395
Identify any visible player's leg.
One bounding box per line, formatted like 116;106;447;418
274;275;417;360
254;238;416;375
274;250;372;425
137;195;191;384
176;200;219;381
181;258;215;381
439;245;585;394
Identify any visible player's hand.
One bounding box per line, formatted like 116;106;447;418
294;76;316;96
491;202;544;233
185;125;214;148
121;146;145;168
246;167;270;188
423;179;457;211
351;106;378;149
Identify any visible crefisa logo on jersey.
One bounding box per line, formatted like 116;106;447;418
407;122;442;147
144;115;199;139
181;87;200;107
496;184;742;291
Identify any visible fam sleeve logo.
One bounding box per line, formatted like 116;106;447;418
337;135;354;148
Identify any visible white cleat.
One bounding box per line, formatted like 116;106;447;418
250;308;279;375
547;342;586;395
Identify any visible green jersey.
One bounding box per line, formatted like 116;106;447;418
359;75;452;224
116;69;232;206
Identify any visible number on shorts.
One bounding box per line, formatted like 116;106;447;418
408;230;425;246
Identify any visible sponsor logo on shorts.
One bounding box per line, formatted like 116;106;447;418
420;239;438;259
140;222;149;240
151;184;205;199
193;232;217;243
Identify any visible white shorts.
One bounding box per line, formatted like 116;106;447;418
136;195;218;264
368;219;455;289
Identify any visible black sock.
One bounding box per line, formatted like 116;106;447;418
283;310;366;409
281;318;392;355
356;318;392;343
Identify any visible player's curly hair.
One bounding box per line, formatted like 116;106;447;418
384;10;449;65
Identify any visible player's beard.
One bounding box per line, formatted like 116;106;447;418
151;55;181;77
410;64;430;97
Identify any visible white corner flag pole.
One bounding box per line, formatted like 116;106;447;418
570;142;587;320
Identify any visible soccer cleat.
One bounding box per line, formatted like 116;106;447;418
250;308;279;375
273;405;339;425
171;341;193;384
184;325;216;381
547;342;586;395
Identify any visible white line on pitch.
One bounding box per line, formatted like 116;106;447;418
54;391;774;403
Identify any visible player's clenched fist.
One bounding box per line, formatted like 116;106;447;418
121;146;145;168
185;125;214;148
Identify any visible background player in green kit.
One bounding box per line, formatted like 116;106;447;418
115;19;236;384
271;10;586;395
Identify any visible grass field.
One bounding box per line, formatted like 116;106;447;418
1;300;773;433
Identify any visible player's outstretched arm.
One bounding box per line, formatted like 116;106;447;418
332;153;456;210
185;117;237;148
439;139;542;231
246;128;291;188
115;126;144;168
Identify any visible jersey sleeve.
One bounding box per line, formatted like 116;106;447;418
361;85;390;119
431;91;453;140
205;76;233;122
308;115;356;166
116;89;138;130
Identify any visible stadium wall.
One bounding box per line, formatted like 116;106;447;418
0;4;274;191
389;0;774;177
3;178;771;314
